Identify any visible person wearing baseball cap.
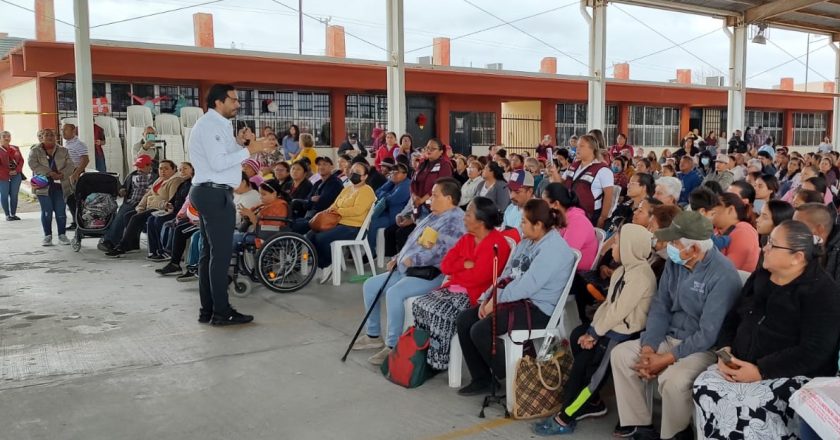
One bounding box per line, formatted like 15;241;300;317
98;155;155;252
503;169;535;233
702;154;735;191
610;210;742;440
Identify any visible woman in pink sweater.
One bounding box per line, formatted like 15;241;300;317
542;182;599;271
713;192;760;272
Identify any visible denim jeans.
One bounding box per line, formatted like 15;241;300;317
104;202;137;245
37;184;67;236
362;270;444;347
146;213;175;255
95;151;107;173
187;230;202;267
306;224;359;269
0;173;22;216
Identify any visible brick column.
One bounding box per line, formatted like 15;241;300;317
540;99;556;142
193;13;214;48
676;69;692;85
326;25;346;58
780;78;794;91
679;105;691;138
330;90;346;147
618;103;630;137
614;63;630;80
433;38;450;66
35;0;56;41
539;57;557;74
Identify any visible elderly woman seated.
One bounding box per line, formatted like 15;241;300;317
411;197;512;371
352;177;466;366
455;199;577;396
693;220;840;440
307;161;376;283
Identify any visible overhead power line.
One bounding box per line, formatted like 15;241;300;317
460;0;589;69
765;38;831;82
90;0;224;29
268;0;387;52
608;27;722;70
0;0;76;28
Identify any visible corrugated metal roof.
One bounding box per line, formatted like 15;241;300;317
613;0;840;39
0;36;25;59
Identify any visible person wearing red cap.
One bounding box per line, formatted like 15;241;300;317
98;155;154;251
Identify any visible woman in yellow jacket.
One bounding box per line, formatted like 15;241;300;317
307;160;375;282
291;133;318;168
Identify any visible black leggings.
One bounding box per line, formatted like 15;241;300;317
383;223;415;257
169;221;198;264
456;302;550;383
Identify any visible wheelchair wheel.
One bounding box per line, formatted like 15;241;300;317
228;277;252;298
256;232;317;293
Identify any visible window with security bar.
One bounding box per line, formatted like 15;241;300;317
470;112;497;146
792;112;827;147
745;110;783;146
628;106;681;148
346;94;388;144
555;103;617;148
233;89;331;146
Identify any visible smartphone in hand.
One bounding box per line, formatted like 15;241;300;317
715;348;739;369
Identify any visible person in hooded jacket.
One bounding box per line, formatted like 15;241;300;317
693;220;840;440
534;224;658;436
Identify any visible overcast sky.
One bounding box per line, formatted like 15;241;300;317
0;0;836;90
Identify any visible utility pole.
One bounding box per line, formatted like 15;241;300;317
805;33;811;92
298;0;303;55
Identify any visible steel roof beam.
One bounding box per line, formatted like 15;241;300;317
745;0;827;23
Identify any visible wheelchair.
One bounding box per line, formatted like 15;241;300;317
228;216;317;297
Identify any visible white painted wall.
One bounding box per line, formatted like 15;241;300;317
1;79;40;159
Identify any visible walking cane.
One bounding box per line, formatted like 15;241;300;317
341;264;399;362
479;244;509;418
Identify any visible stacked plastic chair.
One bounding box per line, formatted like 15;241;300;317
154;113;186;164
94;115;124;177
126;105;154;163
179;106;204;153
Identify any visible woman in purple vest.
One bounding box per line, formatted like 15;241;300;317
563;134;616;228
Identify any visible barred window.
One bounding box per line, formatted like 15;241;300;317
745;110;783;145
469;112;496;146
555;103;618;147
792;112;827;147
346;94;388;143
234;89;331;145
628;106;681;148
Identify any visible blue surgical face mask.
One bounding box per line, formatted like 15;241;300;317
701;158;710;166
666;243;688;266
611;166;621;173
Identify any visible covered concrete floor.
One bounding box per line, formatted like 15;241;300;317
0;211;621;439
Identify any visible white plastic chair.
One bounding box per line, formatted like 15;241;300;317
95;116;124;176
154;114;182;136
591;227;607;271
329;202;378;286
607;185;622;217
180;106;204;151
498;249;582;411
127;105;153;158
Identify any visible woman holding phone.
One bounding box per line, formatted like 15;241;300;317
692;220;840;439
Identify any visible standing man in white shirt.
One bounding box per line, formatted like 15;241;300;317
62;123;90;230
189;84;273;326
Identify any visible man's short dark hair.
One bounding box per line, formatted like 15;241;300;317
729;180;756;204
435;177;462;206
496;148;507;158
206;84;236;109
757;150;772;160
689;187;721;212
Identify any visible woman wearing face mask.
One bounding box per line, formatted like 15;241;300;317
459;161;485;209
307;162;376;283
712;193;760;272
611;157;629;189
698;151;714;176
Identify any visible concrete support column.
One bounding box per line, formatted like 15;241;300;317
436;95;450;145
727;23;747;138
832;43;840;150
330;90;347;147
36;76;58;131
784;109;794;146
73;0;95;154
540;99;556;142
193;13;214;48
618;103;630;137
680;105;691;139
386;0;406;136
587;0;607;131
35;0;56;41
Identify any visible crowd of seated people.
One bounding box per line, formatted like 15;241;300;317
73;124;840;439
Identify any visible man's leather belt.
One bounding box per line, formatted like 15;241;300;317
196;182;233;191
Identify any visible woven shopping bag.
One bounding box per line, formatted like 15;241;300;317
511;339;573;420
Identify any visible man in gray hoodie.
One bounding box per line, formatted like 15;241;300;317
610;211;742;440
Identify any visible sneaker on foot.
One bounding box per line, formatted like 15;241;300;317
97;240;114;252
156;263;182;275
575;400;608;421
57;234;71;245
318;265;333;284
613;424;654;438
210;309;254;326
176;271;198;282
457;380;494;396
146;253;167;261
368;347;391;366
352;334;384;350
11;215;20;220
42;235;53;246
105;248;125;258
5;216;11;221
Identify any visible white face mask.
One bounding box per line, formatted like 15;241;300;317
656;248;669;259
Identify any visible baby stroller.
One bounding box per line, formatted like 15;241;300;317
71;173;120;252
228;216;318;297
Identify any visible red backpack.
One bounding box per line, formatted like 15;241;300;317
380;326;432;388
